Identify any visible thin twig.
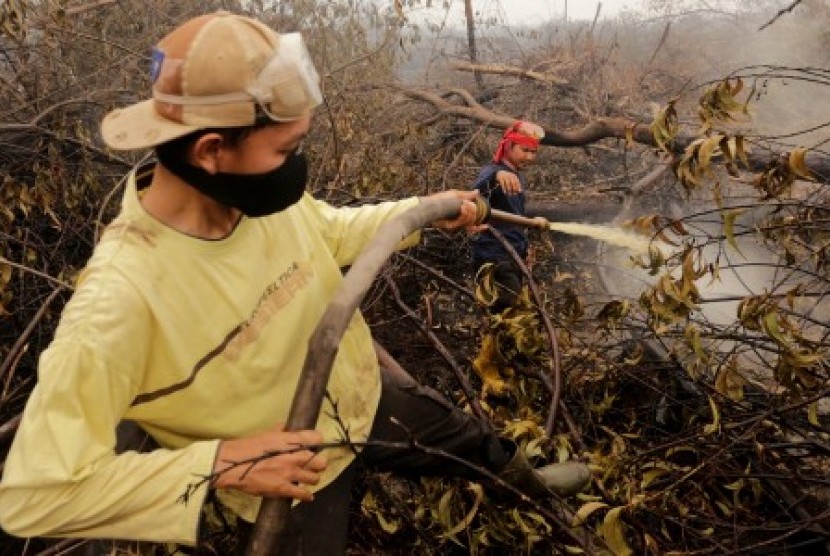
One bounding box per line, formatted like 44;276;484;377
395;252;475;299
0;257;73;290
187;434;597;553
759;0;806;31
485;228;562;436
0;288;63;396
383;274;491;426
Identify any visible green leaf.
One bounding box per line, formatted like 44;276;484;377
762;310;788;346
440;484;483;541
788;147;813;180
808;402;820;426
721;209;745;255
703;396;720;435
697;133;723;170
735;135;749;166
641;468;670;489
715;500;733;517
599;507;632;556
361;492;400;534
715;358;745;401
572;501;608;527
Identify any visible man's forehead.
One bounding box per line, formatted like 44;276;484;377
254;116;310;143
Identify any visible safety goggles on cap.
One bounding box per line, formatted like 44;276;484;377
152;32;323;122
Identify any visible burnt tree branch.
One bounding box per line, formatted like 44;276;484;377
391;84;830;183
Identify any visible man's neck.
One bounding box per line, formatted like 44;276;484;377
140;164;241;240
501;159;517;171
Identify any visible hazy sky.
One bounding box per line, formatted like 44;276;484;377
410;0;649;26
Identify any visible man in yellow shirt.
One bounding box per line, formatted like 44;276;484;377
0;11;588;554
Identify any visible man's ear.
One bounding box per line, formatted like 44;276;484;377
189;133;225;174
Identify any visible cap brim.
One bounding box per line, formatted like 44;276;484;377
101;99;202;151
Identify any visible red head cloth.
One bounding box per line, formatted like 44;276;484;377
492;121;541;164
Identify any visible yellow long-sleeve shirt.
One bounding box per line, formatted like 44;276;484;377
0;166;420;544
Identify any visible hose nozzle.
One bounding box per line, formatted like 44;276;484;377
473;195;491;225
473;196;550;229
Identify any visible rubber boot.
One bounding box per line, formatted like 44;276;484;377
497;445;590;498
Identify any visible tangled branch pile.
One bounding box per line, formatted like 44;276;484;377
0;1;828;554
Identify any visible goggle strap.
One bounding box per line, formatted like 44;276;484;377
152;89;252;106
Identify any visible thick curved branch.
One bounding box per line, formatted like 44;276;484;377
447;87;479;108
392;84;830;182
389;84;656;146
389;84;516;128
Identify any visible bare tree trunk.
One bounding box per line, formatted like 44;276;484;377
463;0;483;89
590;2;602;35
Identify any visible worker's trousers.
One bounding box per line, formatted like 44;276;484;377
270;361;512;555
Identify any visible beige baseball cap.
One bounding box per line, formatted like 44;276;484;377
101;11;322;151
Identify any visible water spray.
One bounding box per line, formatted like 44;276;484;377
474;197;652;253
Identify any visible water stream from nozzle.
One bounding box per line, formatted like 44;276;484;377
482;202;653;254
546;221;652;254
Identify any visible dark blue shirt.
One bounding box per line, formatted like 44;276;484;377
470;163;529;263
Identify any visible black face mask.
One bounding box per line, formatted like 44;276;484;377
155;148;308;218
